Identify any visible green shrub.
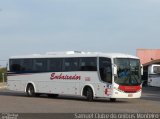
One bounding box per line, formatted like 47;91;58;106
0;68;7;82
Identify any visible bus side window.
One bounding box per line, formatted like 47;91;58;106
63;58;79;71
48;58;62;72
79;57;97;71
153;66;160;74
10;59;33;73
99;57;112;83
21;59;33;72
33;59;47;72
10;59;23;72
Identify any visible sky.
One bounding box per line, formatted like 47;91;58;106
0;0;160;66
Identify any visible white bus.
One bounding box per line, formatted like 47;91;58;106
148;64;160;87
7;51;142;101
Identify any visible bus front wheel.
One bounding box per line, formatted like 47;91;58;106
86;87;93;101
26;84;35;97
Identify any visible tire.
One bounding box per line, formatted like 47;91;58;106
48;94;59;98
26;84;36;97
110;98;116;102
86;87;93;101
35;93;41;97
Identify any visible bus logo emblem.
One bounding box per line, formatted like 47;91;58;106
50;73;81;80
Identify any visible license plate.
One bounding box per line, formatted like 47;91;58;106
128;94;133;97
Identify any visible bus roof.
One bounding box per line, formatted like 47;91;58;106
10;51;139;59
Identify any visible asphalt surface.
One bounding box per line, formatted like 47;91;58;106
0;86;159;113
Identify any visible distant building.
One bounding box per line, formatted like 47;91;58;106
137;49;160;86
136;49;160;65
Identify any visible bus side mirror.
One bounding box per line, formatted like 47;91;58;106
113;64;117;76
141;65;143;76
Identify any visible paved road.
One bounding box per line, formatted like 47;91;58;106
0;87;159;113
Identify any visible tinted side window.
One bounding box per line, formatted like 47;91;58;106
10;59;33;72
10;59;22;72
48;58;62;72
33;59;47;72
80;57;97;71
99;57;112;83
63;58;79;71
21;59;33;72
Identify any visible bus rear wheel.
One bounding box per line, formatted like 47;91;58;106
48;94;59;98
26;84;36;97
110;98;116;102
86;87;93;101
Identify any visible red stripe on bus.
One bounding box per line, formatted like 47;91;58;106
118;85;141;93
7;73;33;76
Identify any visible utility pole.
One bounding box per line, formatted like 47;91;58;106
2;73;4;83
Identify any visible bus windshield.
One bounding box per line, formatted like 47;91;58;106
114;58;141;86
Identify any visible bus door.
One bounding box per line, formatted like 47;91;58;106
99;57;112;97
